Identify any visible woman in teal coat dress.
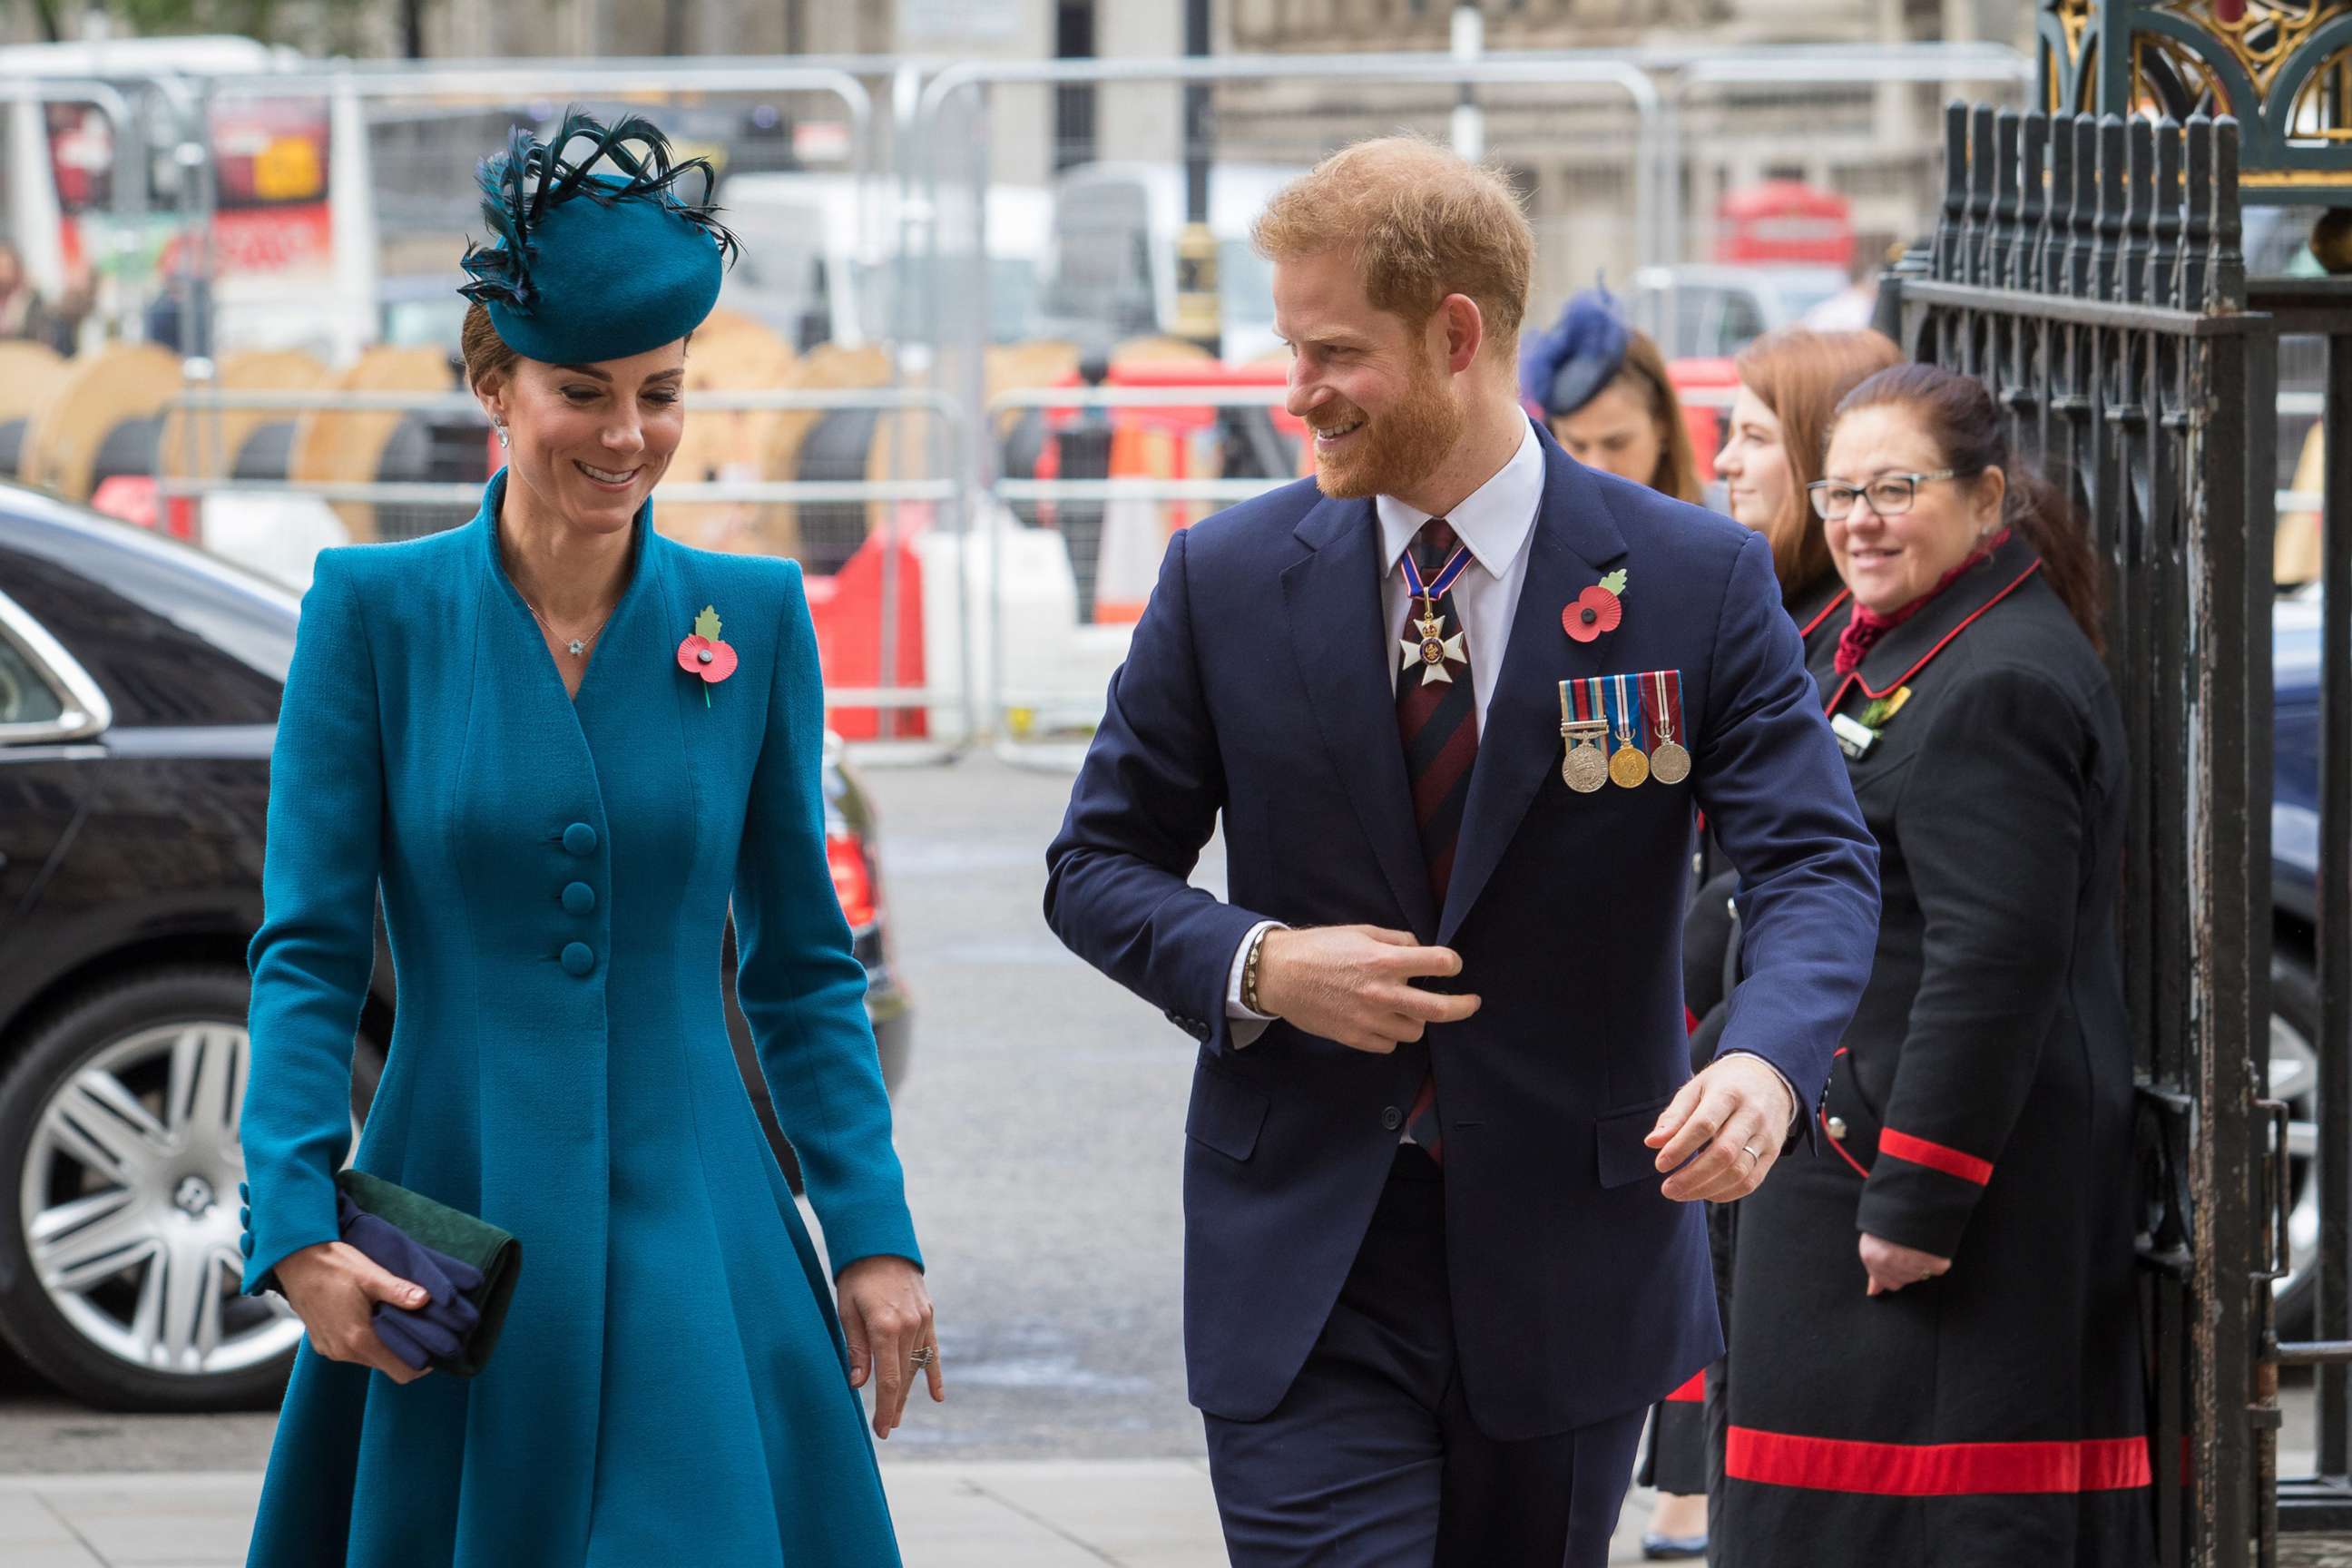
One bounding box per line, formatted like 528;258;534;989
235;113;938;1566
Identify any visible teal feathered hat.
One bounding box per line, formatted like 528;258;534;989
458;108;738;364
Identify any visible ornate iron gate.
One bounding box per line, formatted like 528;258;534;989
1882;80;2350;1560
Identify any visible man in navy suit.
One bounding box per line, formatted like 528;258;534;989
1044;138;1878;1567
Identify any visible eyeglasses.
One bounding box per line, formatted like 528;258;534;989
1806;468;1958;522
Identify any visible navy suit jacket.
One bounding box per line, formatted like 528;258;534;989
1044;426;1879;1440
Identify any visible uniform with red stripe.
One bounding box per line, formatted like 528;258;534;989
1718;529;2151;1565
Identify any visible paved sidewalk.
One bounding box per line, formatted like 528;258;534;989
0;1461;1665;1565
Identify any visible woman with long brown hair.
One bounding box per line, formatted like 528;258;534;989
1714;328;1902;645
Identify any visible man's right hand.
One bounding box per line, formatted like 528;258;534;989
1254;925;1481;1054
272;1240;434;1384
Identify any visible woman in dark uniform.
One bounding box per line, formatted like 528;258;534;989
1715;364;2151;1566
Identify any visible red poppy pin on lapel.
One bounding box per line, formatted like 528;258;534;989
677;604;738;707
1564;570;1627;643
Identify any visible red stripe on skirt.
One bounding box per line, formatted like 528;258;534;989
1726;1427;2151;1495
1877;1128;1994;1186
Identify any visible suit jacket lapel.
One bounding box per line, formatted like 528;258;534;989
1282;492;1438;937
1437;433;1628;946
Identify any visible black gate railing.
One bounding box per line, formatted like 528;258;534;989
1880;98;2352;1565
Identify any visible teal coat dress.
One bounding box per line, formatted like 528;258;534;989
238;471;920;1567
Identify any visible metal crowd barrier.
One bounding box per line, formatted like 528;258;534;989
153;384;972;753
981;381;1296;771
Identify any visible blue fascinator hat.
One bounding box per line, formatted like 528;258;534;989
458;108;739;364
1520;286;1632;418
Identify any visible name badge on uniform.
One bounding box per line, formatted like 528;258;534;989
1830;711;1879;760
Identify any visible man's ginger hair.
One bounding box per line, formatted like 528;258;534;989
1252;134;1534;362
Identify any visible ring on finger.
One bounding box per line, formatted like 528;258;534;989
1740;1143;1762;1164
909;1345;938;1370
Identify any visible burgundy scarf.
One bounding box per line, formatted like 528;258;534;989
1833;529;2013;675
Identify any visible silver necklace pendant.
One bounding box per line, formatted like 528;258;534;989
566;638;587;656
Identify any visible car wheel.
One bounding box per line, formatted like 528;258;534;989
2273;948;2320;1341
0;966;382;1412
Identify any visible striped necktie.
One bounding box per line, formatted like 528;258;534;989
1395;517;1476;1161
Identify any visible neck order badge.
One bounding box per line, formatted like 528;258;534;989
1397;538;1476;688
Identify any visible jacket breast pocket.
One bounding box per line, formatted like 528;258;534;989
1594;1094;1675;1189
1186;1063;1270;1162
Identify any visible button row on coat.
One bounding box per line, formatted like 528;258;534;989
559;823;599;976
237;1181;253;1256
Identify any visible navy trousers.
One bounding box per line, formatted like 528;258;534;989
1204;1146;1648;1567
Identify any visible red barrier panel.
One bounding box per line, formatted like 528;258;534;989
807;508;928;740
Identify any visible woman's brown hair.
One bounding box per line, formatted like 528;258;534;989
1731;327;1903;597
1832;361;2105;652
1612;328;1705;505
461;301;520;394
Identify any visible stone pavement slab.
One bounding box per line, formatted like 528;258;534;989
0;1462;1661;1565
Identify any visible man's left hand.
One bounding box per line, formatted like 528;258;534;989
1645;1054;1796;1202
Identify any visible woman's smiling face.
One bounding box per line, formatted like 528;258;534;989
483;338;687;531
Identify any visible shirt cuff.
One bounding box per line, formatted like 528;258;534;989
1717;1048;1801;1137
1225;921;1282;1049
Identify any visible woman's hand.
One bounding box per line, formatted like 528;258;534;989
837;1255;942;1439
271;1240;434;1383
1859;1232;1952;1297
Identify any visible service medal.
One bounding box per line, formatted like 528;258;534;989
1605;673;1649;789
1558;680;1610;793
1646;668;1691;785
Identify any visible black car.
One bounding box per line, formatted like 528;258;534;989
0;486;909;1411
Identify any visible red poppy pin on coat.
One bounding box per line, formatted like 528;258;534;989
1565;570;1627;643
677;604;738;706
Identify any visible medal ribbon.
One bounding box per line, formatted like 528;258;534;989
1568;676;1603;726
1604;673;1646;754
1648;669;1683;748
1398;541;1475;608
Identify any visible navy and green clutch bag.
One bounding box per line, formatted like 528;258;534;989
335;1169;522;1378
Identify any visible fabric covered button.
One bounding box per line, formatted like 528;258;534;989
240;1205;251;1227
562;881;597;916
561;942;596;977
238;1181;250;1202
562;822;599;857
1380;1105;1404;1132
240;1233;254;1257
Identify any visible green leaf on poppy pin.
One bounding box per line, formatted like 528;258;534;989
1598;569;1628;596
693;604;723;642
